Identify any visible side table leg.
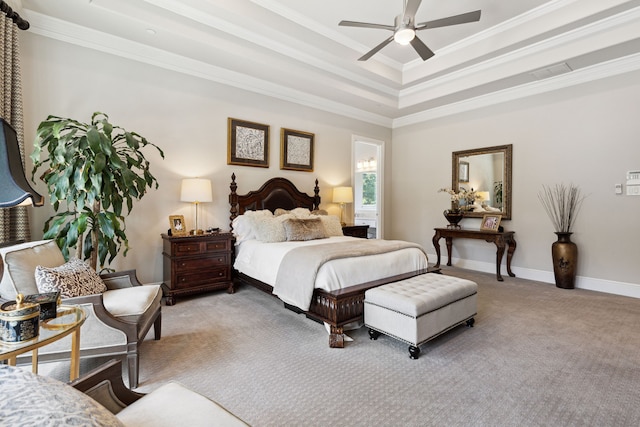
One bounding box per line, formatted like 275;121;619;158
445;237;453;267
70;328;81;381
495;238;506;281
507;238;517;277
32;349;38;374
432;232;442;268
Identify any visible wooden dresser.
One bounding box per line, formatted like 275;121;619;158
161;232;234;305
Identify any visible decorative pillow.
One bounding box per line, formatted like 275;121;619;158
35;258;107;298
253;215;290;243
311;209;328;216
319;215;344;237
283;217;327;241
275;208;311;218
233;210;273;243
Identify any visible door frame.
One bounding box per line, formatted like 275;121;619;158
352;135;384;239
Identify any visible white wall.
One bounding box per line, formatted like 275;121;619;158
19;34;390;284
391;70;640;296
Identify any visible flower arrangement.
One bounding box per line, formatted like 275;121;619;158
537;183;586;233
438;187;481;211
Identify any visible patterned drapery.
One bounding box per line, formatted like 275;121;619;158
0;9;30;244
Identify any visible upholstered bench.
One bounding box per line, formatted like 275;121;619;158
364;274;478;359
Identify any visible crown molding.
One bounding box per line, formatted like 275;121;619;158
393;51;640;128
25;11;393;128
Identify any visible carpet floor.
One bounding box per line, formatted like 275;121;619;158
43;267;640;426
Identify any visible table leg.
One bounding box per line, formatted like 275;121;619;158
495;237;506;281
506;237;517;277
445;237;453;267
432;232;442;268
32;348;38;374
70;327;81;381
7;355;16;366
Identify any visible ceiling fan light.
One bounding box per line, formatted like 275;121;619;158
394;28;415;45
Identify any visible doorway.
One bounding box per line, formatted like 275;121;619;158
352;136;384;239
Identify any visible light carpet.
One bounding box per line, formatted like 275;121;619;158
42;268;640;426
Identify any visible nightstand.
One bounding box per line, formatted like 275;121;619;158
161;232;234;305
342;224;369;239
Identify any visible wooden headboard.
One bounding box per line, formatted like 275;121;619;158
229;173;321;229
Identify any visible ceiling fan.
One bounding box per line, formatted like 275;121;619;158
339;0;481;61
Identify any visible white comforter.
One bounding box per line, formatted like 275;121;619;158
233;236;428;309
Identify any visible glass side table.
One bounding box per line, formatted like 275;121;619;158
0;305;86;381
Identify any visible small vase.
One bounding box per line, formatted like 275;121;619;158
551;232;578;289
443;209;464;229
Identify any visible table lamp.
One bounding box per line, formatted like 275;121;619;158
180;178;212;235
0;118;44;278
332;186;353;226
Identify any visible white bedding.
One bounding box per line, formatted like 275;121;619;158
233;236;428;309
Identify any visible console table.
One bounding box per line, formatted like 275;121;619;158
432;228;517;281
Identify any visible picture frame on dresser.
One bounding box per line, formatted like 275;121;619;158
227;118;270;168
280;128;314;172
169;215;187;236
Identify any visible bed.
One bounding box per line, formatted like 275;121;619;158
229;173;429;347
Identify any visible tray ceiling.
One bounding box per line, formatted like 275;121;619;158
20;0;640;127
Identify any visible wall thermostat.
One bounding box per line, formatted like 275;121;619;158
627;170;640;196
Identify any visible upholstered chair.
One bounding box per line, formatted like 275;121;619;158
0;240;161;388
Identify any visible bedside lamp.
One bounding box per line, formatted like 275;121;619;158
332;186;353;226
180;178;212;235
1;118;44;278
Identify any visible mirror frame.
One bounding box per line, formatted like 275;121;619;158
452;144;513;220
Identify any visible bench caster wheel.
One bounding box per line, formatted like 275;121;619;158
368;328;381;340
409;345;420;359
466;318;475;327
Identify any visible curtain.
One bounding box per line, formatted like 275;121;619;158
0;6;30;244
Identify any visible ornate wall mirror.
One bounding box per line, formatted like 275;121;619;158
452;144;513;220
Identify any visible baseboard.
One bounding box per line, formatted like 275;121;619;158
428;252;640;299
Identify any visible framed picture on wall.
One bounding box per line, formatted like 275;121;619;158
459;161;469;182
169;215;187;236
480;214;502;232
227;118;270;168
280;128;314;172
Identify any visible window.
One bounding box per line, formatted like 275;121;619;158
362;173;376;206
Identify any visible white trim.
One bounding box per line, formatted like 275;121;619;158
427;252;640;299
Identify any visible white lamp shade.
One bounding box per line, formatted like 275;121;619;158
333;186;353;204
180;178;212;203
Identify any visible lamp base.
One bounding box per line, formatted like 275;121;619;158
189;229;204;236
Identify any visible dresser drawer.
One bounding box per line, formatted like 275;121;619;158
175;254;229;271
174;266;230;289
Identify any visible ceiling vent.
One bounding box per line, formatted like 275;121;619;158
530;62;573;80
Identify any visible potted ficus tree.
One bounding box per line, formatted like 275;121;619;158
31;112;164;271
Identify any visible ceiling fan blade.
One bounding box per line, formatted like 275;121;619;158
416;10;481;30
339;20;395;31
358;35;394;61
410;36;435;61
403;0;423;21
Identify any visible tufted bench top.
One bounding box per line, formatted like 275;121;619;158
365;274;478;317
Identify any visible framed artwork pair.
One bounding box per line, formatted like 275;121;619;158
227;118;314;172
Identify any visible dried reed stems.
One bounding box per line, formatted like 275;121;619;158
538;184;586;233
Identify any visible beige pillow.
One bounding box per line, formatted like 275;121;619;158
1;240;65;298
253;215;289;243
283;217;327;241
311;209;328;216
319;215;344;237
35;258;107;298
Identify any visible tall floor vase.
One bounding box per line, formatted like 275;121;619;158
552;232;578;289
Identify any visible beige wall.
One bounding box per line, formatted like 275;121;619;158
17;31;639;297
391;70;640;296
19;34;390;284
